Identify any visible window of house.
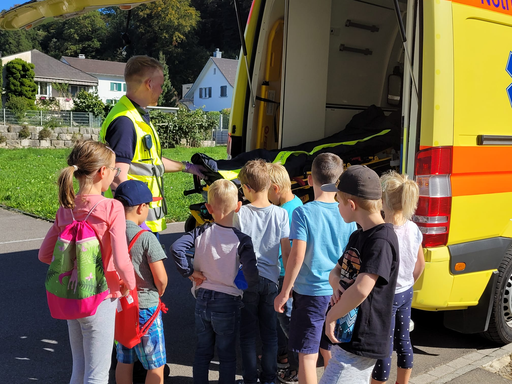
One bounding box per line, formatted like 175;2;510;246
37;82;49;96
106;99;118;105
213;68;216;75
110;82;122;92
123;83;127;92
220;85;227;97
199;87;212;99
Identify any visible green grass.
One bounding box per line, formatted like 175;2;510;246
0;146;227;222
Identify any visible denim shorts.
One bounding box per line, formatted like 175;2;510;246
116;306;166;370
288;292;331;354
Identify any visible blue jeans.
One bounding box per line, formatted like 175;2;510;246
240;276;279;384
194;289;242;384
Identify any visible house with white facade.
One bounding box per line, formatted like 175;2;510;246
61;55;127;105
181;50;237;112
1;50;98;109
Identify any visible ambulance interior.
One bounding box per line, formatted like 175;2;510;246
246;0;419;173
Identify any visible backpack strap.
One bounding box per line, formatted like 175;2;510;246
128;230;148;253
84;200;105;221
138;300;168;338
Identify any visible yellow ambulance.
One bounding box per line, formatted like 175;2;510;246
3;0;512;343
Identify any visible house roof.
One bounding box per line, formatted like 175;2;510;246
211;57;238;87
183;57;239;100
1;49;98;86
61;56;126;77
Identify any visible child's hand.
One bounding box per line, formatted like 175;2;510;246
119;279;130;297
330;289;342;306
274;292;289;313
189;270;207;286
325;319;340;344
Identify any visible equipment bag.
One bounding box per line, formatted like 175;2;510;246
115;230;168;349
45;201;109;320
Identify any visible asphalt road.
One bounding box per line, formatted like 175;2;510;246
0;207;503;383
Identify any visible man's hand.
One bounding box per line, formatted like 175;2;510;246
189;270;207;286
274;291;290;313
183;162;206;179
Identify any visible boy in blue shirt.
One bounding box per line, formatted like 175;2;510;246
274;153;357;384
267;162;303;382
234;159;291;384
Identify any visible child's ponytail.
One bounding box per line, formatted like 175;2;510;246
381;171;420;221
58;166;77;209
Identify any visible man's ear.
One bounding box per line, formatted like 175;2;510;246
205;203;214;214
234;201;242;213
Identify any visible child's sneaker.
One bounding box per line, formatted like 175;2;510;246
277;353;290;369
277;368;298;384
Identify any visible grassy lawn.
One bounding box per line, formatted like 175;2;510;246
0;146;227;222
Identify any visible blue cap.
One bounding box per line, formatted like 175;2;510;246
115;180;162;207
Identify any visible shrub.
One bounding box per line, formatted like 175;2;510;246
73;90;105;118
43;116;63;130
6;95;31;122
0;135;6;144
18;125;31;139
5;58;37;106
38;128;52;140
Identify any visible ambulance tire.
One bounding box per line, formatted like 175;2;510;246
184;215;197;232
484;250;512;344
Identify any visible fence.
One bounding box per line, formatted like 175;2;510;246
1;109;102;128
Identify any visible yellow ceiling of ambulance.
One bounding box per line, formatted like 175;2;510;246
0;0;155;30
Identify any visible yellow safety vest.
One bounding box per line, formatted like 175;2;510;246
100;96;167;232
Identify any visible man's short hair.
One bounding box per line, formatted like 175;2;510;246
208;179;238;213
311;153;344;185
267;163;291;192
125;55;163;84
338;192;382;214
238;159;271;192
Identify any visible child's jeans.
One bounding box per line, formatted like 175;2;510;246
194;288;243;384
319;345;376;384
240;276;279;384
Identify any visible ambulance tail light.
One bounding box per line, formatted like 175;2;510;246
413;147;453;248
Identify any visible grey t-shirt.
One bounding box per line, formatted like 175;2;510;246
126;220;167;308
234;204;290;284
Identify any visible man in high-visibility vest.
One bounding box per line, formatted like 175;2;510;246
100;55;204;234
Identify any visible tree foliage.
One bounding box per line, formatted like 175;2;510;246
72;90;105;117
5;58;37;106
158;51;178;107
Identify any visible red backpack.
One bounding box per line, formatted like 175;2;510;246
115;230;167;349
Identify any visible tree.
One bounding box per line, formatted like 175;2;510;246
72;90;105;118
5;58;37;107
0;30;40;56
0;61;3;109
158;51;177;107
37;11;107;59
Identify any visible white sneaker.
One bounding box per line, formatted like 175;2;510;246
409;319;415;332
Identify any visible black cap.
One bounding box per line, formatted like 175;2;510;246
115;180;162;207
321;165;382;200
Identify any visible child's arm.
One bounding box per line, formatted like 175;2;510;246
325;272;378;343
170;227;200;278
110;202;136;290
280;237;291;268
38;218;61;264
149;260;168;297
274;239;307;312
238;235;259;289
413;244;425;282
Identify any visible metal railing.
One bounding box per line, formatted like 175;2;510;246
1;109;102;128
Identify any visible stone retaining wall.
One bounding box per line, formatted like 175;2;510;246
0;125;100;148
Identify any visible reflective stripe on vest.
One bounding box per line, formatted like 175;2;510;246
100;96;166;232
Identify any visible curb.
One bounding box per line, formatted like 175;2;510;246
410;343;512;383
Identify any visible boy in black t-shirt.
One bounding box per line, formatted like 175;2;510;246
318;165;399;384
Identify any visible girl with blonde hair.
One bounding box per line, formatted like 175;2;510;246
39;140;136;384
371;171;425;384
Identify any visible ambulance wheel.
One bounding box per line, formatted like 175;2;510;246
484;250;512;344
184;215;197;232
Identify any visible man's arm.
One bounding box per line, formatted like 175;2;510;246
111;162;131;193
149;260;168;297
274;239;307;312
162;157;205;178
325;272;378;343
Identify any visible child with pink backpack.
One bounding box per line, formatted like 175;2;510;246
39;140;136;384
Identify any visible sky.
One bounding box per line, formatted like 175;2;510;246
2;0;33;13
